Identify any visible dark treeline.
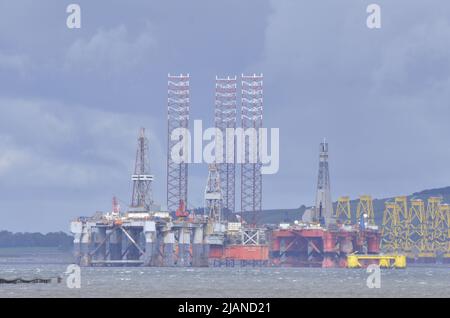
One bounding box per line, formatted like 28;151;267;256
0;231;73;249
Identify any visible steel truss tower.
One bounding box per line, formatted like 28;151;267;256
433;203;448;254
167;74;189;212
445;206;450;260
335;196;351;223
204;163;222;222
356;195;375;226
381;201;401;253
408;199;426;256
241;74;263;226
427;197;442;256
131;128;154;211
215;76;237;217
395;196;411;253
381;196;411;253
314;139;335;226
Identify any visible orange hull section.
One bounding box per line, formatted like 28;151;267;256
209;246;224;258
209;245;269;261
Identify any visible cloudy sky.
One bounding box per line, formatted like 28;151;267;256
1;0;450;232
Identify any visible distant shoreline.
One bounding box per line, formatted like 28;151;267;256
0;230;73;250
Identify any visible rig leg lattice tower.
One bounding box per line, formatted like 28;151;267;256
167;74;190;212
215;76;237;218
240;74;263;226
205;163;223;222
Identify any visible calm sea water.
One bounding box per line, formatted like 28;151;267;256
0;248;449;298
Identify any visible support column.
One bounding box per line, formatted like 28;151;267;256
178;227;191;267
79;223;92;266
203;244;210;267
109;227;123;261
144;221;157;266
338;236;353;268
192;226;207;267
307;238;323;267
70;221;83;265
280;238;287;264
322;232;337;268
163;231;175;266
94;227;106;261
367;233;381;254
125;228;141;260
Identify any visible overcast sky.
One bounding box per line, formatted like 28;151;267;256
1;1;450;232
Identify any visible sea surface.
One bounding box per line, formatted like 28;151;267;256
0;248;449;298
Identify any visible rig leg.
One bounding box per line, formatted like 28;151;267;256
178;227;191;267
192;227;208;267
322;232;337;268
125;227;141;261
163;231;175;266
70;221;83;265
79;223;92;266
109;227;123;261
143;221;157;266
93;227;107;261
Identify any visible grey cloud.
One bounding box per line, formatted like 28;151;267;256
255;0;450;207
65;24;157;74
0;98;164;190
372;19;450;97
0;97;166;231
0;52;29;75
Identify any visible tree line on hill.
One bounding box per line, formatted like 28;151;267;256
0;231;73;249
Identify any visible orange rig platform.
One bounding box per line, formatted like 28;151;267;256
207;227;270;267
209;245;270;267
269;225;381;268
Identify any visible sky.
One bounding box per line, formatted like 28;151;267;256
1;0;450;232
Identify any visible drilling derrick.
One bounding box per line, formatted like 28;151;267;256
314;139;335;226
335;196;351;224
215;76;237;217
131;128;154;211
241;74;263;226
356;195;375;227
205;163;222;222
167;74;189;212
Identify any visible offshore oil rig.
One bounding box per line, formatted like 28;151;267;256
71;74;387;268
269;142;381;268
